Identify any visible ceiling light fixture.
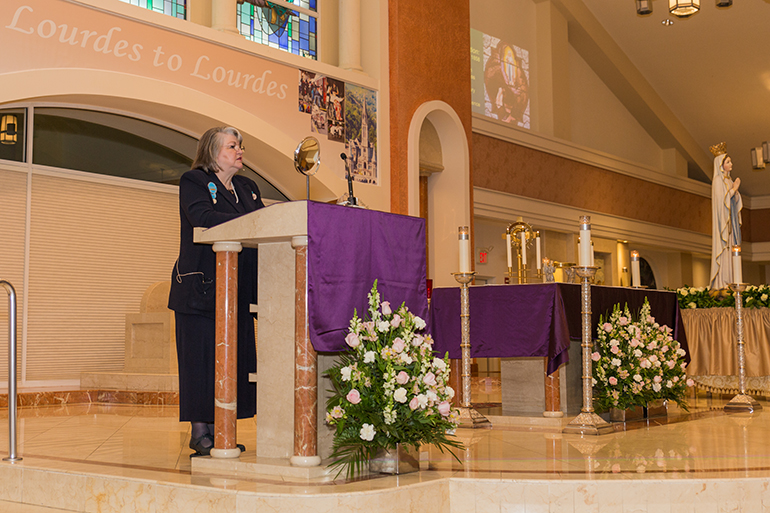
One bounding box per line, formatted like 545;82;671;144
636;0;653;15
662;19;674;26
0;114;17;145
669;0;700;18
716;0;732;7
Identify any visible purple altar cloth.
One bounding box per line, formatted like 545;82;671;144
429;283;571;375
307;202;427;352
428;283;688;374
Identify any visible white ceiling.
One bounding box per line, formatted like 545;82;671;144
573;0;770;198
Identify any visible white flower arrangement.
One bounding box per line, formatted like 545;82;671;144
325;280;462;476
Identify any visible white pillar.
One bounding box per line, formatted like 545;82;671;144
339;0;363;72
212;0;240;35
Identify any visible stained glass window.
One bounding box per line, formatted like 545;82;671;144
118;0;186;20
238;1;318;60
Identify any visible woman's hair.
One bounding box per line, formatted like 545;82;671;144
721;154;731;169
192;126;243;174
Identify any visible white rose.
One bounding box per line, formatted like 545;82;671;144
377;320;391;332
414;316;426;330
633;374;642;382
611;358;621;367
445;386;455;400
399;353;414;365
364;351;376;363
393;387;408;403
416;394;429;408
426;390;438;403
652;383;662;392
340;366;352;382
360;423;376;441
432;358;447;371
762;294;769;302
688;302;697;309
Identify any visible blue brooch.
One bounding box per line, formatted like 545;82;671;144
207;182;217;204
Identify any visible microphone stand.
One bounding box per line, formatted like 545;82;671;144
340;153;358;206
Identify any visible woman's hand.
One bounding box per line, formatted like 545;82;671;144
733;177;741;192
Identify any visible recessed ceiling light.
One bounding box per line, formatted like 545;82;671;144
662;19;674;26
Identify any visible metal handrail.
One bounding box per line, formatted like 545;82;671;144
1;280;21;462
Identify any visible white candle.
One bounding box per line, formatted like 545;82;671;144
459;226;471;273
579;216;591;266
631;250;640;288
732;246;743;284
536;232;542;270
506;232;512;269
520;231;527;265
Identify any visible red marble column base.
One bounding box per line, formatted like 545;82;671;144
211;242;242;459
291;236;321;467
544;358;563;418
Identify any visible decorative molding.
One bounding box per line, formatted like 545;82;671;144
474;187;711;255
472;115;710;198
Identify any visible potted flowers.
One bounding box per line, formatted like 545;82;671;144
325;281;462;477
592;299;692;418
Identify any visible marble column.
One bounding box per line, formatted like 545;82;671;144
211;241;242;459
211;0;240;35
544;359;563;418
290;236;321;467
339;0;363;72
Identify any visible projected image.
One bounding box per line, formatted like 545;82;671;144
471;29;530;129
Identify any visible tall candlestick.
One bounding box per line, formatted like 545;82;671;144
520;231;527;264
732;246;743;284
536;232;542;270
631;250;640;288
458;226;471;273
506;232;512;269
579;216;591;266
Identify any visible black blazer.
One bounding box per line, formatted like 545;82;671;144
168;168;265;316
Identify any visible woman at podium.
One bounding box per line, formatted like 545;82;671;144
168;126;265;456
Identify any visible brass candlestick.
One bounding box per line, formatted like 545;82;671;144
452;271;490;428
724;283;762;413
563;266;614;435
505;221;536;284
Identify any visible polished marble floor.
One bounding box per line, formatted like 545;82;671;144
2;389;770;512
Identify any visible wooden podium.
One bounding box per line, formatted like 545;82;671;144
195;201;322;466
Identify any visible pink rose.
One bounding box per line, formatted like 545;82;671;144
438;401;451;416
392;338;406;353
346;389;361;404
345;332;360;348
609;377;618;386
396;371;410;385
653;375;662;383
603;323;613;332
423;372;437;387
610;346;619;354
381;301;392;315
391;314;402;328
409;397;420;410
591;352;601;362
619;317;628;326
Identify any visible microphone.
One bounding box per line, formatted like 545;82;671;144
340;153;347;161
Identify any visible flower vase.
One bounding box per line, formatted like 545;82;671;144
369;443;420;475
645;399;668;419
609;405;644;423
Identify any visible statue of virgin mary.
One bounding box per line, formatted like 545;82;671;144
709;142;742;290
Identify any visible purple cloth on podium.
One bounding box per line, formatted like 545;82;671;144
307;202;427;352
428;283;688;373
429;283;571;375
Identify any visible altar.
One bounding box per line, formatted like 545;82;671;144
429;283;685;416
